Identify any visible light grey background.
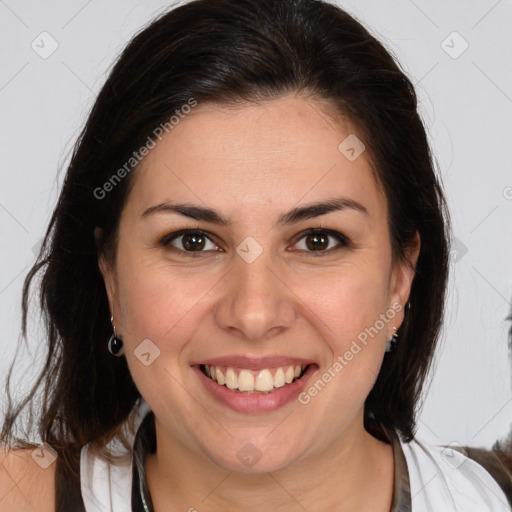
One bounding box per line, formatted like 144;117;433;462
0;0;511;449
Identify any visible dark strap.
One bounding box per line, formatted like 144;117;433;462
54;414;156;512
55;445;149;512
55;443;150;512
456;445;512;508
54;446;87;512
132;412;156;512
377;422;412;512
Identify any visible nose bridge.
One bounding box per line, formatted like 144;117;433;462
215;237;296;341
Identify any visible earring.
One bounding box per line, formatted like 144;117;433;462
385;326;398;353
107;315;124;356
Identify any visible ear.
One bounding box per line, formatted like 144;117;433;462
387;231;420;332
94;227;117;316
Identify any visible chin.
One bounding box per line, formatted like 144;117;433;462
203;441;303;474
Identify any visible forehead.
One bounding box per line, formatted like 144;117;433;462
123;95;386;223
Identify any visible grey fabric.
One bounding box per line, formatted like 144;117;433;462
380;423;413;512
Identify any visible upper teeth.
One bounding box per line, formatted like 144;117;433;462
203;364;305;393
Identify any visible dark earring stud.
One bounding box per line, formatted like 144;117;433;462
107;315;124;356
385;326;398;353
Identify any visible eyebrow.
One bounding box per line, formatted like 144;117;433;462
140;197;368;226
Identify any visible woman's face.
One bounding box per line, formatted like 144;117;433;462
100;94;418;472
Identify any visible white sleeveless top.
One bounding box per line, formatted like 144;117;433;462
79;398;511;512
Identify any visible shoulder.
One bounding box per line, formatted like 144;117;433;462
400;437;512;511
0;444;56;512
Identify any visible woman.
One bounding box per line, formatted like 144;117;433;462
1;0;511;510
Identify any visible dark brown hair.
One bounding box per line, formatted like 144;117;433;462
490;311;512;471
2;0;450;474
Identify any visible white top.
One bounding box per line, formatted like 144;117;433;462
79;398;511;512
80;399;149;512
402;436;511;511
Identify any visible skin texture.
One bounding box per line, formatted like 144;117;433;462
0;447;55;512
99;94;420;511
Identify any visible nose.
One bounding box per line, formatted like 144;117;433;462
213;247;297;342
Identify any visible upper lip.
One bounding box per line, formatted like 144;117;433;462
192;355;316;370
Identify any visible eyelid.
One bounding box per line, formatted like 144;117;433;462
158;229;220;251
157;227;350;255
290;227;350;255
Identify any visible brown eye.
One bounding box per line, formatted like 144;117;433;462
160;230;219;253
181;232;206;251
305;232;329;251
293;229;349;254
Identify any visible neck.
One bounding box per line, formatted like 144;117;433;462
144;413;394;512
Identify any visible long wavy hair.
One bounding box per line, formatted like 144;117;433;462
2;0;452;476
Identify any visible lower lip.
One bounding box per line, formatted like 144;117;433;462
193;364;318;413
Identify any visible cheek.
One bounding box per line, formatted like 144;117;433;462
294;267;391;414
113;262;212;415
292;262;391;348
116;265;207;344
114;251;219;352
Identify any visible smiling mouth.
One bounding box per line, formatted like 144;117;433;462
200;363;309;394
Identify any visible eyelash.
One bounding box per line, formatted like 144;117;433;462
157;228;351;257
